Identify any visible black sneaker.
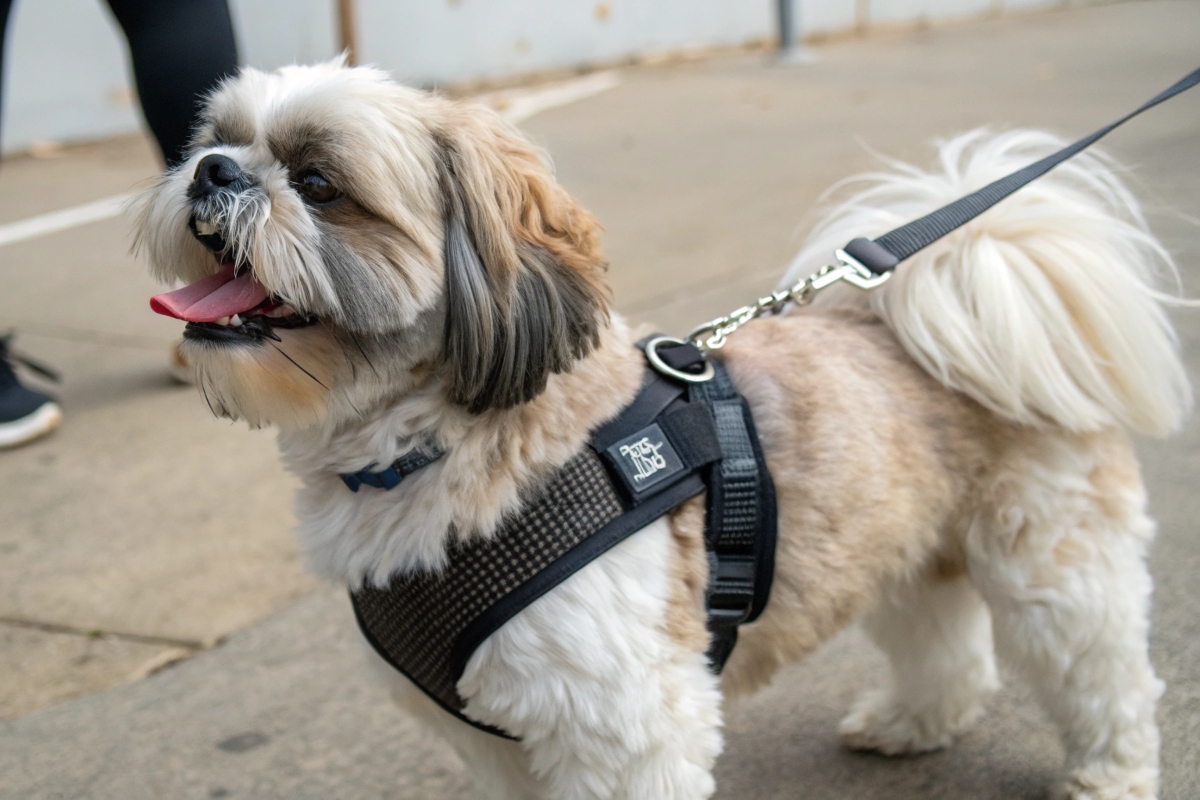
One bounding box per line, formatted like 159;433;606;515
0;334;62;449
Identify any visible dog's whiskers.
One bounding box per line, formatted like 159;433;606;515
197;366;219;418
269;342;328;389
346;330;379;378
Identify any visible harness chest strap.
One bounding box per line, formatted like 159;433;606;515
348;342;777;738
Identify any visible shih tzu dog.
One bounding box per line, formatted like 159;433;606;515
133;59;1187;799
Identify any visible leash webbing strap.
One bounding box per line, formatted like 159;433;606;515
844;65;1200;274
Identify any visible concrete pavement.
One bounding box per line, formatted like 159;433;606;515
2;1;1199;797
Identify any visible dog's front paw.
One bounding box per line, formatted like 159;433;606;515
838;689;981;756
1055;764;1158;800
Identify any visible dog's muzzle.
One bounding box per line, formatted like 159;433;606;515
190;153;251;200
187;154;253;252
150;154;317;339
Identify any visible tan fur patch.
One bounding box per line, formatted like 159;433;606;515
1087;433;1144;520
713;309;1001;697
664;497;710;652
439;101;610;304
187;325;342;429
197;93;256;147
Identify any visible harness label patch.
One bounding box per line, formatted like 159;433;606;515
605;423;684;495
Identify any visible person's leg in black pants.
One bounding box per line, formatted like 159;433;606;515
0;0;238;165
104;0;239;167
0;0;13;146
0;0;238;447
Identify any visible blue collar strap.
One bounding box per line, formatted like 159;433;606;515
340;445;446;492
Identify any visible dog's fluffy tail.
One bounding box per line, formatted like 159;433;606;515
783;129;1191;437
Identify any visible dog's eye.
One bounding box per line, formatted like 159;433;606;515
295;170;341;204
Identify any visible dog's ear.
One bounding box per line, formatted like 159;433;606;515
435;103;609;414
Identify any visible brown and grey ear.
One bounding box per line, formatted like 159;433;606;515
436;111;608;414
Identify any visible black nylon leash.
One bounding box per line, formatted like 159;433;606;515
689;64;1200;351
844;65;1200;274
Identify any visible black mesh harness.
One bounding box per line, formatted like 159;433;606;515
347;339;776;738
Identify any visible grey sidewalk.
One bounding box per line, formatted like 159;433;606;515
3;2;1200;798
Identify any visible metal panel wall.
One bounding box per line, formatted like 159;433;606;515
1;0;337;154
2;0;139;155
0;0;1082;154
357;1;772;86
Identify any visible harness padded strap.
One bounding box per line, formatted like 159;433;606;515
448;472;707;683
658;404;724;469
351;449;629;740
593;374;721;504
688;359;778;672
591;370;686;450
656;340;709;374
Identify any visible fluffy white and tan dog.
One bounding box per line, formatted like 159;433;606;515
134;59;1188;800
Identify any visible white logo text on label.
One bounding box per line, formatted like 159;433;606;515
619;437;668;483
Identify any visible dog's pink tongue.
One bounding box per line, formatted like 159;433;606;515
150;263;270;322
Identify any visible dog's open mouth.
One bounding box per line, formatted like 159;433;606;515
150;257;317;344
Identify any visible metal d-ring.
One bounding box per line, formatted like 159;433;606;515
644;336;715;383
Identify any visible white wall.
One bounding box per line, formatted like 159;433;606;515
869;0;994;24
800;0;859;34
358;1;772;86
1;0;1072;155
1;0;338;154
2;0;141;154
230;0;337;73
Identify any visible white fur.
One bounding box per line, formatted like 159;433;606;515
279;319;641;582
840;574;999;755
784;129;1191;437
968;432;1163;799
790;130;1172;798
836;429;1163;799
368;520;723;800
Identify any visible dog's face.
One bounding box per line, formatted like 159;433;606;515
135;60;608;430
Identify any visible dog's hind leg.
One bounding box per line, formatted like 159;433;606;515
966;432;1162;800
839;569;999;755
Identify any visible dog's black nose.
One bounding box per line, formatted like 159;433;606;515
190;153;249;198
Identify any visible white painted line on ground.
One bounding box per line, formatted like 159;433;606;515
0;192;133;248
483;70;621;124
0;71;620;249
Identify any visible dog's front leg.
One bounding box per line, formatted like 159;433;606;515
458;519;724;800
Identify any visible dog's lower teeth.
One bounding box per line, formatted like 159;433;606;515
230;314;243;327
216;316;230;326
195;219;219;236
